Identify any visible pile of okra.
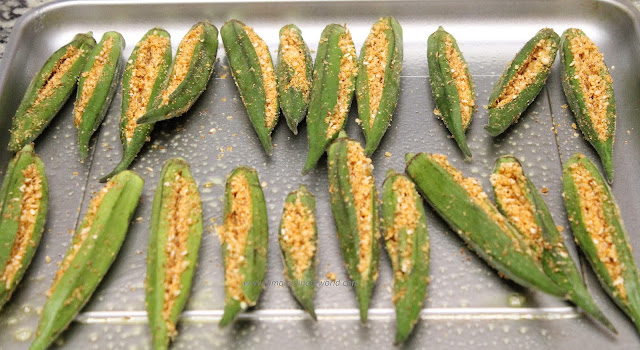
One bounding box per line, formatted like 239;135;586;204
0;16;637;349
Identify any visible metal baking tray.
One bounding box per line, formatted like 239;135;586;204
1;0;640;348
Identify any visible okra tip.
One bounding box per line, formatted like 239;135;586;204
404;152;416;163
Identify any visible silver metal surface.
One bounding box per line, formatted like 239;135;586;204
0;0;639;348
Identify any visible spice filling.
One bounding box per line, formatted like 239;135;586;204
280;193;316;280
31;46;84;111
444;36;474;129
244;25;278;130
364;19;390;127
386;176;419;279
326;29;357;138
280;27;310;101
74;36;115;127
161;26;204;105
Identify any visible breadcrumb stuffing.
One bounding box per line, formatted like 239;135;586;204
280;193;316;280
0;164;43;289
326;28;358;138
494;39;553;108
280;27;310;101
124;34;170;142
569;162;626;299
385;176;419;282
569;30;613;142
444;36;474;129
363;18;390;127
161;25;204;105
346;142;376;279
244;25;278;130
32;46;84;110
74;36;114;127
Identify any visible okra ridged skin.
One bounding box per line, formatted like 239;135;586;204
218;166;269;327
562;154;640;333
356;17;403;156
405;152;564;296
302;24;358;174
486;28;560;136
146;158;203;350
492;155;615;333
9;33;96;153
30;170;143;350
221;20;279;155
327;131;380;323
278;185;318;320
427;27;474;159
138;22;219;125
560;29;616;183
381;169;429;344
75;31;125;161
276;24;313;135
100;28;172;182
0;144;48;312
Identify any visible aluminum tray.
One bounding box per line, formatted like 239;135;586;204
1;0;640;348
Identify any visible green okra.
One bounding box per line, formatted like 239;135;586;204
138;21;219;125
30;170;143;350
278;185;318;320
560;29;616;184
218;166;268;327
9;33;95;153
276;24;313;135
356;17;403;156
0;144;48;312
74;31;125;161
146;158;203;350
221;20;279;155
486;28;560;136
381;169;429;344
405;152;564;296
427;26;475;159
491;155;615;333
100;28;172;182
327;131;380;322
562;153;640;333
302;24;358;174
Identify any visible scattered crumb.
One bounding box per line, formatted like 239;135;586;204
222;97;227;102
561;104;568;110
385;151;392;158
204;182;214;188
326;272;337;281
571;123;577;130
556;225;564;232
45;256;51;264
541;187;549;194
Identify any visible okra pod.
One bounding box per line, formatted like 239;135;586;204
0;145;48;312
405;152;564;296
560;29;616;183
146;158;203;349
327;131;380;322
427;27;475;159
276;24;313;135
218;166;268;327
486;28;560;136
221;20;279;155
356;17;403;156
100;28;172;182
278;185;317;320
302;24;358;174
8;33;95;152
74;31;125;161
562;153;640;332
138;22;219;125
491;155;615;332
30;170;143;350
381;169;429;344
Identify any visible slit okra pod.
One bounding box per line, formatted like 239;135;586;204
486;28;560;137
138;21;219;125
427;26;475;159
327;131;380;323
74;31;125;161
0;144;48;312
218;166;269;327
356;17;403;156
491;155;615;333
302;24;358;174
100;28;172;182
405;152;564;296
276;24;313;135
221;20;279;155
30;170;144;350
278;185;318;320
560;28;616;183
381;169;429;344
562;153;640;333
8;33;95;153
146;158;203;350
